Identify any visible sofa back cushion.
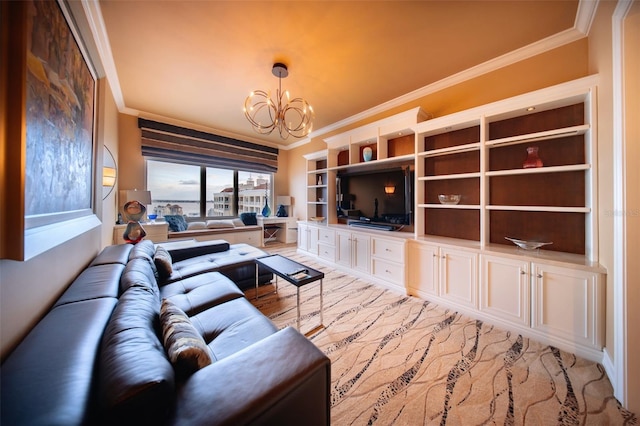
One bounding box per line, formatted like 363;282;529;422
98;284;174;424
120;257;159;294
1;298;118;426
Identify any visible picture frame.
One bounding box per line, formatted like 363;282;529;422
1;0;100;260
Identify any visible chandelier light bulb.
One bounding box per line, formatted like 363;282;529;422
244;63;314;139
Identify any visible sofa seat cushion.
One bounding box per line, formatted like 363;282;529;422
189;298;278;362
160;272;244;316
89;243;134;266
160;299;213;379
54;263;124;307
1;298;118;426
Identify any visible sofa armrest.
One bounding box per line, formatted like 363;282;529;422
164;240;231;262
170;327;330;426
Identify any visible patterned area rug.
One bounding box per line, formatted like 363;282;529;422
250;245;637;425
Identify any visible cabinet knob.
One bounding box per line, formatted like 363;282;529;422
441;255;446;259
432;253;438;258
537;273;543;279
520;270;526;275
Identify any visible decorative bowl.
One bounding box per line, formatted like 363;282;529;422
318;198;325;202
438;194;461;205
505;237;553;250
310;216;325;222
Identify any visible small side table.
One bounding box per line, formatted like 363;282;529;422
255;254;324;334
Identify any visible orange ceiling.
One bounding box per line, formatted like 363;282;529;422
98;0;579;146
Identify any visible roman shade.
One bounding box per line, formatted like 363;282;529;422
139;118;278;173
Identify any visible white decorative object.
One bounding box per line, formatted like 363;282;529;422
363;147;373;162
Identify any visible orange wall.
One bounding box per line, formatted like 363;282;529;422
288;39;589;220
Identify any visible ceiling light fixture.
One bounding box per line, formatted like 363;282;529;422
243;63;314;140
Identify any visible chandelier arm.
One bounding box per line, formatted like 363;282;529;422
244;63;314;139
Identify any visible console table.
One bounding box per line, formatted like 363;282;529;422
113;222;168;244
257;216;298;244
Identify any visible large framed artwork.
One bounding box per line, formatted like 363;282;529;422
1;0;100;260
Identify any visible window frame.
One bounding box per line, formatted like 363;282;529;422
146;158;273;220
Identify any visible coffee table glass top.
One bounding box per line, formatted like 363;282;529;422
256;254;324;286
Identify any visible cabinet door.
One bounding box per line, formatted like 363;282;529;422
352;233;370;274
480;255;529;326
336;231;352;267
407;242;439;296
531;263;602;349
439;247;477;309
298;224;308;251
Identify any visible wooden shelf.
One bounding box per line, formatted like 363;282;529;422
486;124;589;148
486;164;589;176
419;204;480;210
486;205;590;213
419;172;481;181
418;142;480;157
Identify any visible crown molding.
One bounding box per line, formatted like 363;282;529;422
82;0;597;151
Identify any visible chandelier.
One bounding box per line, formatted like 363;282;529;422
243;63;314;139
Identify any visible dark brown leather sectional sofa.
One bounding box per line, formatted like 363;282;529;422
1;240;330;425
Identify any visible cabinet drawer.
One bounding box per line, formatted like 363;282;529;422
318;242;335;261
372;258;405;286
372;238;404;259
318;228;336;245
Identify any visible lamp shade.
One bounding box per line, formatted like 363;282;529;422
276;195;291;206
120;189;152;205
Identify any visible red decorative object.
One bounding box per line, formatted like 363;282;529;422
523;146;543;168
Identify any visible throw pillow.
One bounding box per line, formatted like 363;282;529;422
160;299;213;378
187;221;206;230
239;212;257;226
154;246;173;279
164;215;188;232
205;219;234;229
231;217;245;227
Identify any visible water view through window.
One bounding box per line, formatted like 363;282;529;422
147;160;272;218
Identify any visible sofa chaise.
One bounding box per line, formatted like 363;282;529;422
1;240;331;425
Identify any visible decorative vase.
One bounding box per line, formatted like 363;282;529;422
363;147;373;162
262;199;271;217
523;146;543;168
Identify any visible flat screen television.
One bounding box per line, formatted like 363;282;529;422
336;165;414;232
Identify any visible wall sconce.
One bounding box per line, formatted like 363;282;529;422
102;167;116;187
384;185;396;195
102;146;117;200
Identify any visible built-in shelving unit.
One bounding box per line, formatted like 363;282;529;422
303;150;331;225
413;75;598;261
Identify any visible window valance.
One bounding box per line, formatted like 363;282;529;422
138;118;278;173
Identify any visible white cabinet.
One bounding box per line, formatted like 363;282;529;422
407;241;478;310
480;255;530;326
371;236;406;288
336;230;371;274
297;223;318;255
531;262;604;349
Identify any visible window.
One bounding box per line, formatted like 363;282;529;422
147;160;272;219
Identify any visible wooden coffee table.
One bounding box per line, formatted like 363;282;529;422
255;254;324;334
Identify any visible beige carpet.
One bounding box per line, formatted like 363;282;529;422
250;244;637;425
